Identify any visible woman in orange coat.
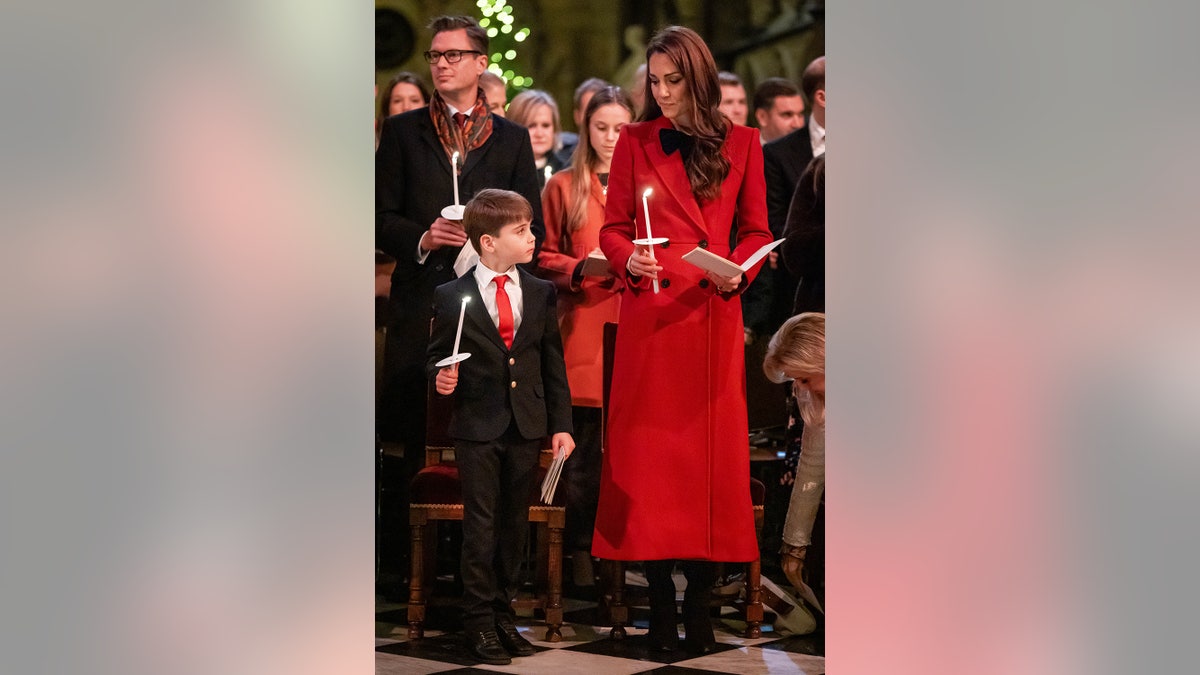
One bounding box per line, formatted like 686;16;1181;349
594;26;773;653
537;86;634;588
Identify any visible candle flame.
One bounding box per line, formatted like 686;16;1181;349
452;151;460;169
643;187;653;198
462;296;470;303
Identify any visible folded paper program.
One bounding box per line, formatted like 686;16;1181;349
540;452;567;504
681;238;784;278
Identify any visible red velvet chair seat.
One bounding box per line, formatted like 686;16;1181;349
410;462;462;505
409;462;566;507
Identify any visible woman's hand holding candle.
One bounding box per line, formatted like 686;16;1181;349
626;245;663;279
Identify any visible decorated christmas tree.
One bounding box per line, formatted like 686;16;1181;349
475;0;532;97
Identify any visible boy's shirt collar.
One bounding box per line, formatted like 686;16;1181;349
473;260;519;287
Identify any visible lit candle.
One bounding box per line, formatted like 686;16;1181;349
642;187;660;294
543;165;552;187
452;151;461;207
451;296;470;358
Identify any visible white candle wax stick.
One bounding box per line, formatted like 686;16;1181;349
642;188;659;294
452;151;461;207
451;296;469;357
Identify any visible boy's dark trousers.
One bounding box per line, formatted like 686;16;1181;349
456;419;542;633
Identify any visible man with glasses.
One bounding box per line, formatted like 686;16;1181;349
375;17;544;646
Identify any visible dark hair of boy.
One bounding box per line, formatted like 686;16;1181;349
463;188;533;252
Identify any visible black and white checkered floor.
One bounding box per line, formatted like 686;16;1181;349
376;573;825;674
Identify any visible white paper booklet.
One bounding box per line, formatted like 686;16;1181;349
681;238;784;278
540;452;567;504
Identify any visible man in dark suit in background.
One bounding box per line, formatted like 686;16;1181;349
753;77;806;144
376;15;544;590
764;56;824;237
428;189;573;665
742;74;815;345
376;15;544;460
757;56;824;333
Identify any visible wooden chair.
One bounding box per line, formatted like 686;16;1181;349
598;322;765;640
406;383;566;641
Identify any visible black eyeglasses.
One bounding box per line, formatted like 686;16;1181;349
423;49;483;64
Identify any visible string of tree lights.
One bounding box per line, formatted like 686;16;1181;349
476;0;532;95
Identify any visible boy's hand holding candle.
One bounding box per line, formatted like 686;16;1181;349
435;366;459;395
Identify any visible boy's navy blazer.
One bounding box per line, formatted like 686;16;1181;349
426;267;573;443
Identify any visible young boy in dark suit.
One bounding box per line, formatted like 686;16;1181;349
427;188;575;665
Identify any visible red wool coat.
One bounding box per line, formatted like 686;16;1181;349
592;116;772;562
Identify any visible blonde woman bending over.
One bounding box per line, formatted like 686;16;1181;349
763;312;825;596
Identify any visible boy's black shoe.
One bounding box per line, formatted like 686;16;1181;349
495;619;537;656
463;629;512;665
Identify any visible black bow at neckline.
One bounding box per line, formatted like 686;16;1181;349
659;127;695;159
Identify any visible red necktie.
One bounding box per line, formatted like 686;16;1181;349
494;275;514;348
454;112;468;131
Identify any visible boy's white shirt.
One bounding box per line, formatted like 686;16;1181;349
472;259;524;334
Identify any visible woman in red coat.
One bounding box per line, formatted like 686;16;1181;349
593;26;773;653
537;86;635;587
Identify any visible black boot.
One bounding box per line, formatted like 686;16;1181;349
680;560;718;654
643;560;679;652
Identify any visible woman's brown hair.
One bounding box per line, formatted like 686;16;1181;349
640;26;730;202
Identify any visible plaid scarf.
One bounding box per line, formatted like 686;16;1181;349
429;88;494;169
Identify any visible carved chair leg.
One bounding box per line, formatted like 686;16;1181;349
744;558;763;639
543;521;564;642
406;519;427;639
607;559;628;640
536;521;550;592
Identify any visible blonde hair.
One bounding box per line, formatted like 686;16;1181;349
506;89;562;155
764;312;825;426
